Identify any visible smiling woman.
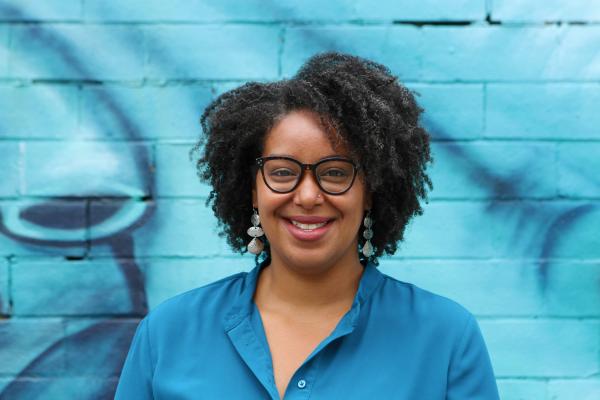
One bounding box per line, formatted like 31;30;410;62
252;110;370;276
115;52;500;399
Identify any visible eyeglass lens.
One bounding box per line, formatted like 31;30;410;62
262;158;355;194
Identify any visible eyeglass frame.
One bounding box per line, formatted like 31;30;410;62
255;156;361;195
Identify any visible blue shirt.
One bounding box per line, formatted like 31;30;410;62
115;262;500;399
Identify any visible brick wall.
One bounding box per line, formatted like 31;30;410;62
0;1;598;398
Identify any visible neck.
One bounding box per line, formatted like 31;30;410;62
254;253;365;316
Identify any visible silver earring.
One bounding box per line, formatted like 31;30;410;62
247;208;265;255
362;211;374;257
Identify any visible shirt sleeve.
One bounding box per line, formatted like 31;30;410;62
446;314;500;400
114;317;154;399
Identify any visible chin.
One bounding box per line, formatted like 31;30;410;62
275;247;344;274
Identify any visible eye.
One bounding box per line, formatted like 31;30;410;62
270;168;297;177
321;168;348;177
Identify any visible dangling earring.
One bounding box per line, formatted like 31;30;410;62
247;208;265;255
362;210;374;257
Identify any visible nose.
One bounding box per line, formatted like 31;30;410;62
293;170;323;209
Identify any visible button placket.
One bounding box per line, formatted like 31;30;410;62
287;355;324;399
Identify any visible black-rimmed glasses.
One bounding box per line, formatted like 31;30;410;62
256;156;360;195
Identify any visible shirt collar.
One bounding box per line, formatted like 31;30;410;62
223;260;384;332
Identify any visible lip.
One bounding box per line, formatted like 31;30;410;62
283;216;333;241
286;215;332;224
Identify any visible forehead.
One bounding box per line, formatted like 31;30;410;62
263;110;349;161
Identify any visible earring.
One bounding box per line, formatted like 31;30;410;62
247;208;265;255
362;210;374;257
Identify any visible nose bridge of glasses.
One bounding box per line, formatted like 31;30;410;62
297;163;320;187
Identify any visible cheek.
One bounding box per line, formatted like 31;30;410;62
254;178;271;208
351;213;364;236
347;197;368;235
337;199;365;232
255;190;291;226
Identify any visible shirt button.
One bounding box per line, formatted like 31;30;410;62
297;379;307;389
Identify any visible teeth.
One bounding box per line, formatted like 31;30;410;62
291;220;328;230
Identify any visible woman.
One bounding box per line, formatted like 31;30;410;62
115;52;500;399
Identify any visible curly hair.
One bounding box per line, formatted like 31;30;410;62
191;51;432;264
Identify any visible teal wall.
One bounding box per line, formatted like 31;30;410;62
0;1;599;398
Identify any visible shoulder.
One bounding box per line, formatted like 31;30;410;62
144;270;248;328
377;272;475;333
372;273;498;396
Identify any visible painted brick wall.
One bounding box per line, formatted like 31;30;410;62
0;1;598;399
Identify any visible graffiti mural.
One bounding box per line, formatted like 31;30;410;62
0;1;598;399
0;2;156;398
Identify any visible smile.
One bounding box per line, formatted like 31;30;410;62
291;220;328;230
284;217;333;241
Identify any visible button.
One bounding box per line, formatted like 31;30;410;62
297;379;307;389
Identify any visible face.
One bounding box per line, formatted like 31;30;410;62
252;109;371;274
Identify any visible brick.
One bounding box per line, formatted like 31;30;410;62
547;379;600;400
0;0;82;21
0;142;20;197
354;0;485;21
80;85;213;140
12;259;143;316
213;82;244;97
486;84;600;139
143;257;254;309
84;0;306;21
492;0;600;22
480;319;599;377
379;260;600;317
524;262;600;317
496;379;547;400
145;25;279;80
558;143;600;198
84;0;484;22
89;199;230;257
9;25;145;80
155;143;212;197
0;25;8;76
397;200;600;260
398;201;495;258
421;26;600;81
84;0;262;21
521;201;599;259
0;258;7;314
429;142;557;199
0;200;86;257
0;377;119;399
85;199;154;255
64;319;138;378
0;85;78;138
407;84;484;140
282;26;421;79
23;141;153;197
485;201;600;259
0;318;65;375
